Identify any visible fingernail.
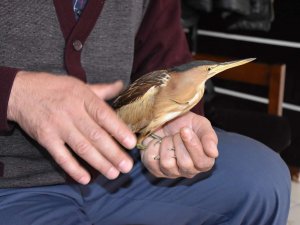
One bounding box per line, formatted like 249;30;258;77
182;127;192;141
79;176;90;185
208;141;219;158
106;167;120;180
124;136;136;149
118;160;133;173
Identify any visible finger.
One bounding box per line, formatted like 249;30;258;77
173;133;199;178
42;138;91;184
141;138;165;178
159;136;180;178
201;135;219;158
195;120;219;158
60;120;122;180
180;127;215;172
75;115;133;174
89;80;124;100
85;98;136;149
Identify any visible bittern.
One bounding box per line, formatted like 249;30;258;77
113;58;255;149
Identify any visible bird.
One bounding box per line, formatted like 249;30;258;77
113;58;255;149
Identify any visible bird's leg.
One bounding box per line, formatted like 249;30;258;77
136;133;163;150
136;134;147;150
136;140;147;150
150;133;163;145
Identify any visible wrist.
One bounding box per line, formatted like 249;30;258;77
7;71;28;122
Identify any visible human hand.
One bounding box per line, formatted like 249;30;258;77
7;71;136;184
141;112;218;178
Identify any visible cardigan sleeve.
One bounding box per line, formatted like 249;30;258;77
132;0;204;115
0;66;19;134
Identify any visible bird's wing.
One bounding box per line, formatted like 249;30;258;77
113;70;170;109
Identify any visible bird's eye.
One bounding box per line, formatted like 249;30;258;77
208;67;211;71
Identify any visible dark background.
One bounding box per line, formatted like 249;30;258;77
185;0;300;166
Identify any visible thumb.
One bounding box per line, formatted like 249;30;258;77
89;80;124;100
181;127;219;159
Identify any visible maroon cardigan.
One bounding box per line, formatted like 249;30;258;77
0;0;201;135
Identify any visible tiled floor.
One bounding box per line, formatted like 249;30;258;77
287;181;300;225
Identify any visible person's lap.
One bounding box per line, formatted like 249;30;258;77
0;129;291;225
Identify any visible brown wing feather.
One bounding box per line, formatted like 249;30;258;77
113;70;170;109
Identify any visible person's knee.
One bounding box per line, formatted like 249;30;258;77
222;131;290;196
237;155;290;224
217;131;291;223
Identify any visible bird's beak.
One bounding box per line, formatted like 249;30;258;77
207;58;256;78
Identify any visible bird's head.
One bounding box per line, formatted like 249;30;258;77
169;58;256;85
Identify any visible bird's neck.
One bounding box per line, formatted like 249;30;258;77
178;71;207;89
168;73;206;98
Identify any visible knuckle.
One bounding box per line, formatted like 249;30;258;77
88;129;103;142
194;162;204;171
185;173;197;179
201;116;211;126
115;128;130;143
178;160;194;171
178;160;196;177
202;133;217;143
95;105;109;123
109;152;123;165
54;154;69;166
69;168;88;183
103;166;120;180
74;141;91;156
194;158;215;171
34;112;65;146
179;168;194;177
188;138;199;149
161;170;179;178
197;159;215;172
35;122;54;144
160;160;175;171
152;171;165;178
206;119;212;127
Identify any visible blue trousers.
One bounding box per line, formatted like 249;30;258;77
0;129;291;225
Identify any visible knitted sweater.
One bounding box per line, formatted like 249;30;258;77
0;0;192;188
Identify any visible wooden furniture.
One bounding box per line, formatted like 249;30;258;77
193;53;286;116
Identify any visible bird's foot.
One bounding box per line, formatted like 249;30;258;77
150;133;162;145
136;133;163;150
136;143;147;150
